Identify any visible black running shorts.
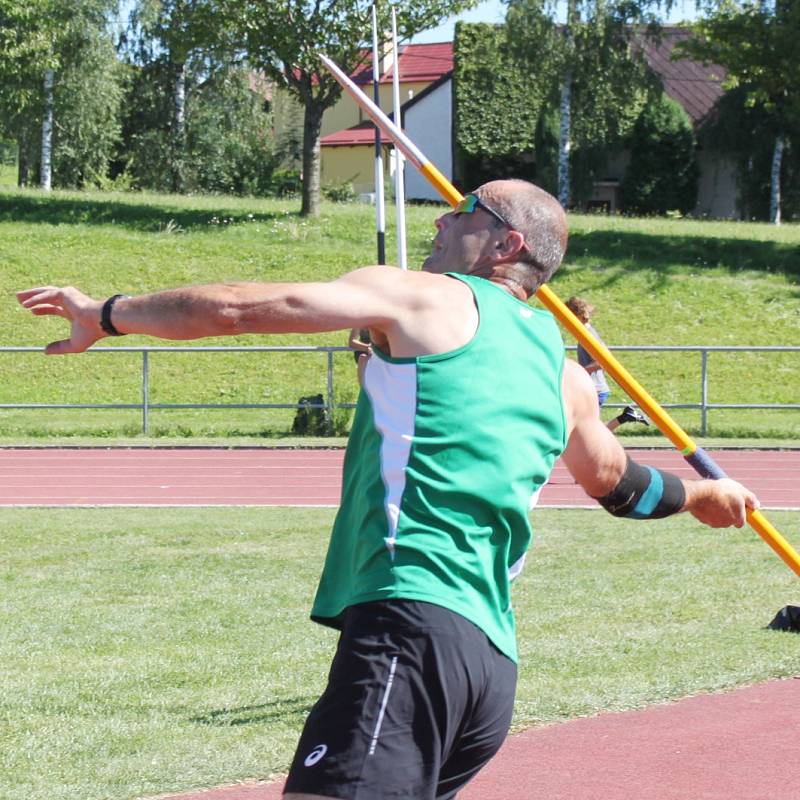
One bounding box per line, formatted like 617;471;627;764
284;599;517;799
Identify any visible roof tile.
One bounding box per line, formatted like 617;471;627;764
637;26;726;126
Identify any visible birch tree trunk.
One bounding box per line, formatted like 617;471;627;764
40;68;54;191
557;0;578;209
769;134;783;225
171;61;187;193
557;71;572;209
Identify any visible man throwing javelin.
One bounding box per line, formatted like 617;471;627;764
17;179;757;800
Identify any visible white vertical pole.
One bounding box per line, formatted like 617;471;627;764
391;9;407;270
371;4;386;264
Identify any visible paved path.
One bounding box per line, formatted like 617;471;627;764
1;447;798;508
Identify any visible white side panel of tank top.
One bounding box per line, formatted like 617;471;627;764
363;356;418;558
508;486;544;582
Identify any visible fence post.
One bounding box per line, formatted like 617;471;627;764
326;350;334;431
701;349;709;437
142;350;150;435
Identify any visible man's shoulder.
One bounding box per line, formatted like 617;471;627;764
342;265;455;291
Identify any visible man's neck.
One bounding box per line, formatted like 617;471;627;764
488;275;528;302
465;263;530;302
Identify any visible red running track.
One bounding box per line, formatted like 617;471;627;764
0;447;798;508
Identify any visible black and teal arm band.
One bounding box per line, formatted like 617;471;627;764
593;456;686;520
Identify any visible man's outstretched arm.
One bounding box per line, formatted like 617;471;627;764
560;360;759;529
16;266;437;356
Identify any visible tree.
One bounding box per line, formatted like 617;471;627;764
128;1;234;193
620;92;699;214
120;2;279;196
229;0;480;217
119;60;278;194
504;0;658;207
52;22;126;188
701;85;800;220
0;0;57;185
678;1;800;223
0;0;122;188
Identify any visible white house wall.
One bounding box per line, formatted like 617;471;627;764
404;80;452;202
695;151;739;219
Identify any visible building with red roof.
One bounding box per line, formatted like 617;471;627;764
319;30;738;217
319;42;453;196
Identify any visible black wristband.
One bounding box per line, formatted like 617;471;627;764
100;294;128;336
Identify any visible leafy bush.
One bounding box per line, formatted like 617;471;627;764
87;168;136;192
268;167;302;197
621;94;699;215
453;22;549;191
51;26;125;189
119;63;278;196
0;140;16;165
322;181;357;203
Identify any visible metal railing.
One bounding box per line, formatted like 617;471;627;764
1;344;798;436
589;345;800;435
0;345;350;435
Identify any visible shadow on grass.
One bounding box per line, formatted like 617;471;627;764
192;697;314;727
566;230;800;280
0;191;294;232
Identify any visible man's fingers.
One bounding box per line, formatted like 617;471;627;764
731;486;759;528
31;304;67;317
44;339;84;356
17;286;62;307
16;286;53;302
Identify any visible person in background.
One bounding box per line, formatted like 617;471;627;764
565;295;650;432
348;327;371;386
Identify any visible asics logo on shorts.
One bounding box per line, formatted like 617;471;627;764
304;744;328;767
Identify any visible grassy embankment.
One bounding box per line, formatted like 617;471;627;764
0;184;798;442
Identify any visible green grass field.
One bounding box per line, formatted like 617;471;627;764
2;506;798;800
1;186;798;440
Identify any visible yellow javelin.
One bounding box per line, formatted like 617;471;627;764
319;53;800;578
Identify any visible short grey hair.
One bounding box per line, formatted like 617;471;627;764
487;179;568;293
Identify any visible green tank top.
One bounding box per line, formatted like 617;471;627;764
311;274;567;662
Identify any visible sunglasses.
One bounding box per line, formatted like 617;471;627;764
454;193;515;230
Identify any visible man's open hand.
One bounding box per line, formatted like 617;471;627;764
16;286;104;355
